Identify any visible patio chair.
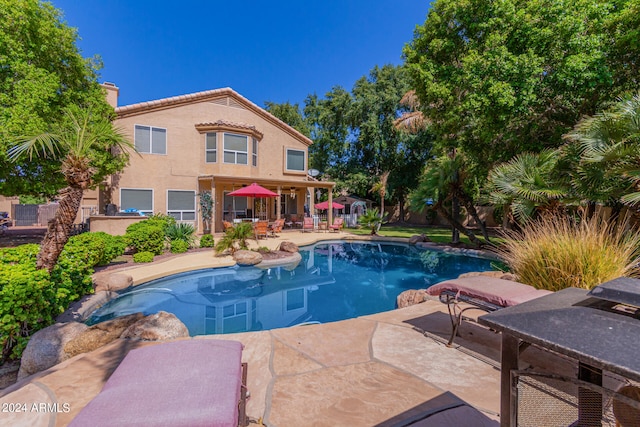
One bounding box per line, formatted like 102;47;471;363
269;218;285;237
328;217;344;232
425;276;552;346
223;220;234;231
254;220;269;239
69;340;248;427
301;216;314;232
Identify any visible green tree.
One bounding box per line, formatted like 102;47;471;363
564;92;640;205
0;0;111;197
404;0;627;177
264;101;311;138
486;150;569;225
9;106;131;272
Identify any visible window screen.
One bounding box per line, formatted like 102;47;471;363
286;149;305;171
121;189;153;214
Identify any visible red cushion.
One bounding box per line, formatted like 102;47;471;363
426;277;552;307
69;340;244;427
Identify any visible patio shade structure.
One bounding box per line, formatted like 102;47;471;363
227;183;278;198
314;201;345;210
228;183;278;220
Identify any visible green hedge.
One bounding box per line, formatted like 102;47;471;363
133;251;155;263
199;234;214;248
0;231;128;362
170;239;189;254
125;221;166;255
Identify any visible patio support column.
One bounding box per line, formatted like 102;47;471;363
328;188;333;226
276;186;282;219
309;186;315;217
213;183;223;233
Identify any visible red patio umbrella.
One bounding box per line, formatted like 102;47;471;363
314;201;345;210
228;183;278;198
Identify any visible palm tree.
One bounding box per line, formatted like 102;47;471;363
9;106;132;272
486;149;569;225
564;92;640;205
370;171;390;218
393;90;427;133
358;208;386;235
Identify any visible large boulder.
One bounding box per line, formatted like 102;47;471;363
408;234;430;244
93;272;133;292
120;311;189;341
63;313;144;358
396;289;429;309
278;241;299;253
18;322;89;379
233;250;263;266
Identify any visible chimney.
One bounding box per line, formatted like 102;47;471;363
101;82;119;108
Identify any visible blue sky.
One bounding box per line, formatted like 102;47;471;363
50;1;432;108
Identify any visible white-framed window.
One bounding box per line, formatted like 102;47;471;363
120;188;153;216
134;125;166;155
205;133;217;163
222;302;248;333
223;133;248;164
252;138;258;167
167;190;196;221
285;148;305;172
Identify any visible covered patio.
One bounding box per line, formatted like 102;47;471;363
197;175;336;233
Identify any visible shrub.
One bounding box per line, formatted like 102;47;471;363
170;239;189;254
495;214;640;291
358;208;387;235
215;222;254;254
133;251;155;263
125;221;165;255
93;232;126;265
166;222;195;247
199;234;214;248
144;213;176;234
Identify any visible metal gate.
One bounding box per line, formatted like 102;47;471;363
12;204;39;226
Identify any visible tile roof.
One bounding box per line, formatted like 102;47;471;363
115;87;312;146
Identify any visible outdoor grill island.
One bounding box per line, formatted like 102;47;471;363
479;277;640;427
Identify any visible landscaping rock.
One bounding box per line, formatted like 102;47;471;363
233;250;263;266
120;311;189;341
279;241;299;253
408;234;430;244
55;290;119;323
18;322;89;379
257;251;302;270
396;289;429;308
93;272;133;292
63;313;144;358
458;271;518;281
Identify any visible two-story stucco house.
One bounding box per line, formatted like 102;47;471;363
82;84;335;233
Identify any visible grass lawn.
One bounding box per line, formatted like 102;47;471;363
346;224;505;246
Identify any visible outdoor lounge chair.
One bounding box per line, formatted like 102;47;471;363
69;339;248;427
269;218;285;237
254;220;268;239
302;216;314;232
425;276;552;347
223;220;234;231
328;217;344;232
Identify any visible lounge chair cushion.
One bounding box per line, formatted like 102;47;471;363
426;276;552;308
69;339;244;427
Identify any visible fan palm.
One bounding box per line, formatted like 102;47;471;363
9;106;132;272
564;93;640;205
486;149;569;224
370;171;390;217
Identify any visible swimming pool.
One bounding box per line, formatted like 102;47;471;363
87;241;496;335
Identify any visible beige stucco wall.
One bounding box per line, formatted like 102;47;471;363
0;196;18;217
86;90;319;233
88;215;146;235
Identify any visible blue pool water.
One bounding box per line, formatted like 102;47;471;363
88;241;496;335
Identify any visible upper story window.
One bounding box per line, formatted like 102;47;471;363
223;133;248;165
252;138;258;167
285;148;305;172
134;125;166;155
205;133;217;163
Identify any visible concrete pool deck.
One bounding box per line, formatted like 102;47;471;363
0;231;504;426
